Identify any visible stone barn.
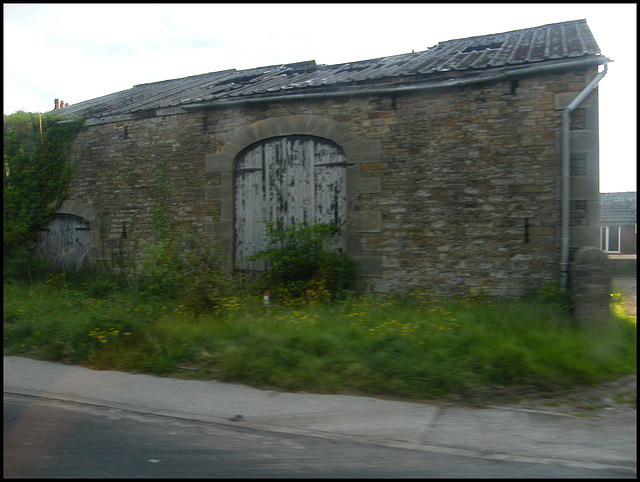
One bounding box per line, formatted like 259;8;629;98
45;19;610;296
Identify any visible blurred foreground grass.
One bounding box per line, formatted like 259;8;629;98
4;280;636;402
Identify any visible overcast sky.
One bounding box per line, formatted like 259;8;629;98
3;3;636;192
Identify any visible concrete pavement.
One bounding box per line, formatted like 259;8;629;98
4;356;636;475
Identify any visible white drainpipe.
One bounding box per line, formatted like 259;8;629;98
560;63;608;289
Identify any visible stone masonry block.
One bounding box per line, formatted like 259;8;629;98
571;129;599;153
584;152;600;176
219;171;233;186
219;141;243;160
219;200;233;222
554;129;599;154
216;184;233;200
90;230;100;247
308;117;339;138
205;184;231;203
273;116;298;137
344;139;382;163
346;234;361;254
205;153;232;173
554;90;597;110
332;130;360;148
231;127;261;147
352;177;382;193
295;115;321;136
204;222;216;236
252;119;284;139
570;176;599;200
204;186;217;202
570;225;600;249
347;211;382;232
346;165;360;180
352;255;382;276
218;220;233;238
585;107;599;129
571;246;611;325
585;200;600;225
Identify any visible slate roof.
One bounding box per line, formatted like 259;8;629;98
53;19;606;120
601;192;637;225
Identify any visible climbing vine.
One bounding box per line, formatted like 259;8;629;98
3;111;83;278
4;111;83;244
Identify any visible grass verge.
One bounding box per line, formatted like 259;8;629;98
4;281;636;403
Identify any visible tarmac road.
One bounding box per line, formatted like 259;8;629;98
3;356;636;478
8;393;630;478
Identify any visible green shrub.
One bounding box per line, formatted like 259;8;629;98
248;222;357;302
127;227;241;313
3;241;52;283
525;279;574;315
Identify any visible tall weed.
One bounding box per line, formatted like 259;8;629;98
4;280;636;402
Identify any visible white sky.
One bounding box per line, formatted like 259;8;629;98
3;3;636;193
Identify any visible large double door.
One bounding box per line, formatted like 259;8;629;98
234;135;346;270
38;213;90;268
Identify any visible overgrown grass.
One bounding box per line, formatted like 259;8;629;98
4;280;636;403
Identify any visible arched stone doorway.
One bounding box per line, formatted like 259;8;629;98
234;135;346;270
38;213;91;268
37;199;99;269
204;114;382;275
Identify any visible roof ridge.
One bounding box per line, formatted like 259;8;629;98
52;19;604;118
437;19;587;46
133;69;237;88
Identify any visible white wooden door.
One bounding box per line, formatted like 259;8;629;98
235;136;346;270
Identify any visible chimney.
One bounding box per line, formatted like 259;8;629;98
54;99;70;109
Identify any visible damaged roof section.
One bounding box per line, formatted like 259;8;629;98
54;19;606;120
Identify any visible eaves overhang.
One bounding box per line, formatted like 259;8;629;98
180;55;610;112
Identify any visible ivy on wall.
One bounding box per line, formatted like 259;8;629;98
3;111;84;246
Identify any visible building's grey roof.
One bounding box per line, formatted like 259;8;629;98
53;19;606;119
601;192;637;225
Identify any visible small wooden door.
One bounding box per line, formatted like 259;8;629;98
234;135;346;270
38;213;90;268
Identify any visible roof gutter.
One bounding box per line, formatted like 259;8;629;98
181;57;608;110
560;62;609;289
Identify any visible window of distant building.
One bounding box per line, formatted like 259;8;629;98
600;225;621;253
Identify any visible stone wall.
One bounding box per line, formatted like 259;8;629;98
65;67;601;296
572;246;612;324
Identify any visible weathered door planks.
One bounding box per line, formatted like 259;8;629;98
38;213;91;268
234;136;346;271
